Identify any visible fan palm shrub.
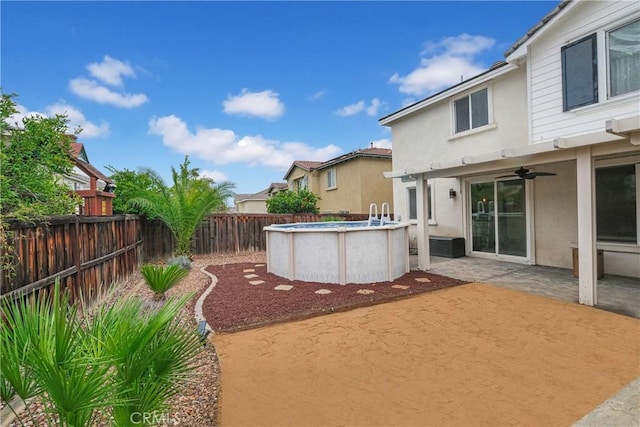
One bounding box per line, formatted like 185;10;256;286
129;156;235;258
141;264;189;301
1;281;203;426
1;282;117;426
87;293;202;426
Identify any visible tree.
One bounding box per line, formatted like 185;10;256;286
129;156;235;257
105;165;164;215
0;92;81;219
266;188;320;214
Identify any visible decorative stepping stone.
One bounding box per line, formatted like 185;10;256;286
243;268;255;273
244;274;259;279
315;289;332;295
415;277;431;283
357;289;375;295
255;264;265;267
249;280;265;285
274;284;294;291
392;284;410;290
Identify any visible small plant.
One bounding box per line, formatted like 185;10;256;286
321;216;345;222
168;255;192;270
141;264;189;301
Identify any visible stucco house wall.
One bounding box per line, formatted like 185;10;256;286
316;157;393;214
390;65;529;244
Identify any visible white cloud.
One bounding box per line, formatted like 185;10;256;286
70;77;148;108
45;103;109;138
223;89;284;120
370;138;392;149
335;100;364;117
390;33;496;96
4;103;108;138
200;169;229;183
4;104;45;128
336;99;382;117
366;98;381;117
308;90;326;101
149;115;341;170
87;56;136;87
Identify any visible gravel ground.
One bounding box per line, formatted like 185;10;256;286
2;251;266;427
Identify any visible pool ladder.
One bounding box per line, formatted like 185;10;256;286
368;203;391;226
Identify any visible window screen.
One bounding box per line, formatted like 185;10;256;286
471;88;489;128
455;97;470;133
562;34;598;111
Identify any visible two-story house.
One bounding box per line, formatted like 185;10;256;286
381;0;639;306
283;147;394;214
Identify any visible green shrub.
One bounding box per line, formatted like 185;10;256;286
0;281;202;426
168;255;192;270
141;264;189;301
321;216;345;222
266;189;320;214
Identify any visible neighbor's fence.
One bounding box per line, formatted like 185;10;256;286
1;213;370;297
143;213;370;260
1;215;142;299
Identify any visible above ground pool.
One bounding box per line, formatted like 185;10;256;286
264;221;409;285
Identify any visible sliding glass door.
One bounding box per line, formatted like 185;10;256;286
470;179;527;258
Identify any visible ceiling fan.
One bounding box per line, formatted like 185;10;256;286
497;166;557;180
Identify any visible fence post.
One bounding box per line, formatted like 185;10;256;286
74;215;82;292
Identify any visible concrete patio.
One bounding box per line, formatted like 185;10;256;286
412;255;640;319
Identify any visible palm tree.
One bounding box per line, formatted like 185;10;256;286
130;156;235;258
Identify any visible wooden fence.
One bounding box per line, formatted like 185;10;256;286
144;213;370;260
1;215;142;299
1;213;370;298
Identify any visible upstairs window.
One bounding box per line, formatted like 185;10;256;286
454;88;489;133
608;19;640;98
327;168;337;189
562;34;598;111
295;175;308;190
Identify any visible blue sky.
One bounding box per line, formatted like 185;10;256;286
2;0;557;196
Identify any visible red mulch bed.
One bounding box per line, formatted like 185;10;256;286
201;263;468;333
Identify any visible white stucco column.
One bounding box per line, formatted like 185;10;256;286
576;146;597;305
416;174;430;270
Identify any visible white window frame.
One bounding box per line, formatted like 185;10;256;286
327;168;337;190
407;184;436;225
606;18;640;100
563;14;640;111
452;87;491;135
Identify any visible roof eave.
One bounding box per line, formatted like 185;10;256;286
379;62;517;126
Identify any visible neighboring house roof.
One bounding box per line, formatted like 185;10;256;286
316;147;392;170
70;142;113;184
268;182;288;193
283;148;392;179
233;193;253;204
235;182;287;204
283;160;323;180
504;0;573;59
